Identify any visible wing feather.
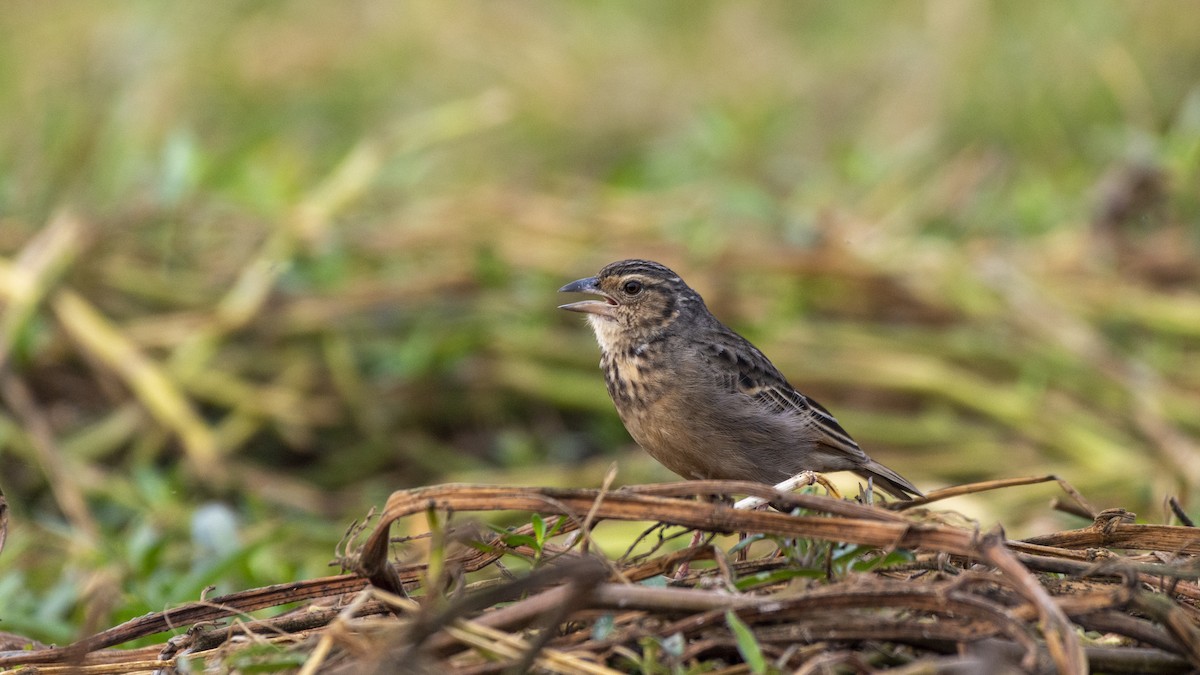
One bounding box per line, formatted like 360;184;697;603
703;332;866;460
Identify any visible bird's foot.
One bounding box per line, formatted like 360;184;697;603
733;471;841;510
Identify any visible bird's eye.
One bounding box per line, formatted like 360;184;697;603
622;280;643;296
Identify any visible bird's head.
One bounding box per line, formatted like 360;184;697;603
558;259;703;346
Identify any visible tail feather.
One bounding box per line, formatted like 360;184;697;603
855;460;922;500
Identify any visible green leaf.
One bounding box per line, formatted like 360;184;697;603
726;610;767;673
531;513;546;545
732;567;825;591
851;548;915;572
660;632;685;658
638;575;669;588
591;613;615;641
545;515;566;539
727;532;766;555
501;533;538;549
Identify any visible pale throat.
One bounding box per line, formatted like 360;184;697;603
586;314;628;355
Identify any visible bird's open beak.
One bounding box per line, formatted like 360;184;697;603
558;276;617;318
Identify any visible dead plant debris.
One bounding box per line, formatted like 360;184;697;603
1;476;1198;674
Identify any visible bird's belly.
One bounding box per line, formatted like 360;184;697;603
618;391;771;482
622;414;703;479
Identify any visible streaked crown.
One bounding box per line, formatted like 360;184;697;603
594;259;705;339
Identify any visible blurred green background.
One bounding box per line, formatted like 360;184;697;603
1;1;1199;644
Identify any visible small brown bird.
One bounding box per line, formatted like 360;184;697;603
559;259;921;499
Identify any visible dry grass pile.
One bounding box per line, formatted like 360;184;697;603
2;477;1198;674
2;5;1200;666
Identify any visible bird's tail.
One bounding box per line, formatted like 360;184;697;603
855;460;923;500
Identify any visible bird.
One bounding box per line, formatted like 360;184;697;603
558;259;921;500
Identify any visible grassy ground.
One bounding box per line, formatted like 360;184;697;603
1;0;1199;651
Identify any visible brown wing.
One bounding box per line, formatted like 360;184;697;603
702;332;868;462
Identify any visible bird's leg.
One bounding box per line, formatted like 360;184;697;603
806;472;842;499
672;493;734;580
733;471;841;510
672;529;708;581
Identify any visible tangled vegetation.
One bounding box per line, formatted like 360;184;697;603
0;3;1199;670
3;478;1200;673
